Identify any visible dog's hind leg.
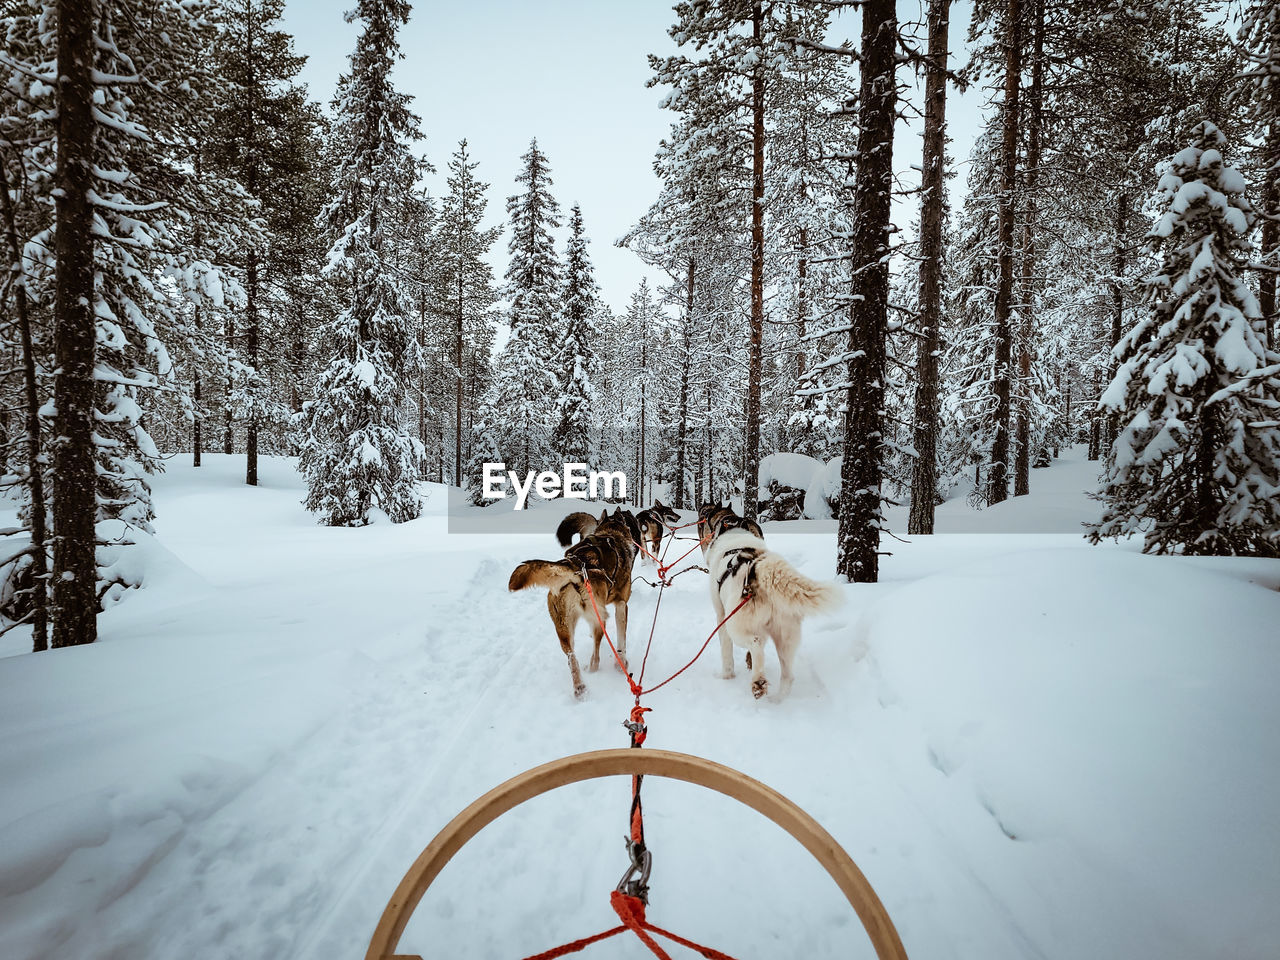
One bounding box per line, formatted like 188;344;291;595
746;635;768;699
772;618;800;700
613;601;629;671
549;590;586;699
711;591;734;679
587;601;604;673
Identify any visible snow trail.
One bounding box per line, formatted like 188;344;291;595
1;450;1278;959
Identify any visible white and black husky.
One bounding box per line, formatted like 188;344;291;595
706;529;842;700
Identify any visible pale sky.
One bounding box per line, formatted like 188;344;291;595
279;0;988;316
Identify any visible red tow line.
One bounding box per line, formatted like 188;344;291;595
520;891;740;960
519;517;752;960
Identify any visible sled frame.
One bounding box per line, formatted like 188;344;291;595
365;747;908;960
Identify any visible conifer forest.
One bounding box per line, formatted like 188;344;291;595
3;5;1280;960
2;0;1279;651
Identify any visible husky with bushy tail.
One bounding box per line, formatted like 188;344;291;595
706;528;842;701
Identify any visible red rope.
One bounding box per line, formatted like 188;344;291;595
580;573;642;699
655;529;712;584
519;894;743;960
638;591;751;696
523;534;752;960
519;923;628;960
581;574;750;701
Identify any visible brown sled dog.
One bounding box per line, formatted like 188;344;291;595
510;507;642;699
556;510;600;547
696;501;764;557
635;499;680;561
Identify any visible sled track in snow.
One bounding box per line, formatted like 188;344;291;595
290;556;543;960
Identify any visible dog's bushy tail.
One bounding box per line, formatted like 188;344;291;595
752;553;843;616
509;559;582;592
556;512;599;547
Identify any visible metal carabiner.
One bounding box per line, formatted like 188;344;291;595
616;840;653;903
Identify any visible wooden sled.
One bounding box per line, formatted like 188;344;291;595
366;747;908;959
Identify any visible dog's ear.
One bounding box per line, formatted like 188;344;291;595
654;499;665;508
599;510;608;523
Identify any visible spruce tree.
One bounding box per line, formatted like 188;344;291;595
489;138;561;476
1087;122;1280;556
437;140;499;486
1238;0;1279;351
551;203;599;464
2;0;251;646
299;0;425;526
206;0;312;486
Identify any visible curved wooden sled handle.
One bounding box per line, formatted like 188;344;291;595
366;747;908;960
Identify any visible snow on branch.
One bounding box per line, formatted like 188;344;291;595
1205;364;1280;408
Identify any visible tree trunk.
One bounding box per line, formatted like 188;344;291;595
245;253;259;485
908;0;951;536
1063;376;1071;454
639;305;648;507
1259;115;1277;351
1106;191;1128;451
989;0;1022;506
51;0;98;648
1;157;49;652
1014;0;1043;498
836;0;896;583
192;152;203;468
743;0;766;521
455;274;463;486
1088;372;1101;461
675;258;694;510
706;385;713;502
223;308;235;455
193;309;202;467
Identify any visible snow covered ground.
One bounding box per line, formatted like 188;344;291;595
2;446;1278;960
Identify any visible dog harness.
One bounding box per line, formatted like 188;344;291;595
716;546;759;595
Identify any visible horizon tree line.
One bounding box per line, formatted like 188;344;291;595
1;0;1277;652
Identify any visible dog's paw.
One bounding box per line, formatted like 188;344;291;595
719;669;735;680
751;677;768;699
587;656;600;673
574;681;587;700
614;656;629;673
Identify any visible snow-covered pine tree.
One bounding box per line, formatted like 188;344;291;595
651;0;799;520
403;186;446;479
2;0;254;648
205;0;314;485
436;139;499;486
623;95;750;507
1087;122;1280;556
1237;0;1279;351
551;203;598;465
487;138;561;476
768;6;859;466
299;0;425;526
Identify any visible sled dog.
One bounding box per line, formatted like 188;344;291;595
706;528;841;701
556;510;599;547
696;501;764;556
510;507;642;699
635;499;681;561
